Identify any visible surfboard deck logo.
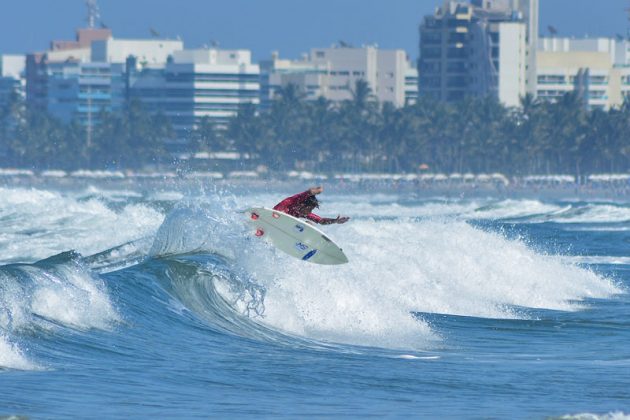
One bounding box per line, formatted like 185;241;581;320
245;207;348;265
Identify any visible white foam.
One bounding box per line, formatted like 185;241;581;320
0;334;40;371
564;256;630;265
27;265;120;330
1;261;120;332
0;187;164;263
551;204;630;224
473;199;568;220
556;412;630;420
242;217;619;350
0;258;119;370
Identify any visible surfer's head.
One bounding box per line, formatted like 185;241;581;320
299;195;319;214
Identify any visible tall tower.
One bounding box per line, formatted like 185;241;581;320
86;0;101;28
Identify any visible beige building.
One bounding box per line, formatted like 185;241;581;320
537;37;630;110
261;45;415;108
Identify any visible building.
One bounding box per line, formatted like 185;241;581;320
418;0;537;106
404;66;419;105
537;37;630;110
25;26;113;114
0;55;26;108
126;48;260;139
261;45;416;108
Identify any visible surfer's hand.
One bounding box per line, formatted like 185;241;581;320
309;186;323;195
336;216;350;224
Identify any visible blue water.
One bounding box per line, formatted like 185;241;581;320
0;183;629;419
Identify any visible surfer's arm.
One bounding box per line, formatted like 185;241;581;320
307;214;349;225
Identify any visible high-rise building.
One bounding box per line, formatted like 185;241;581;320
537;37;630;110
418;0;536;106
261;45;415;108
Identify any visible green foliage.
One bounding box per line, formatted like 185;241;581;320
226;82;630;176
2;80;630;176
0;95;172;170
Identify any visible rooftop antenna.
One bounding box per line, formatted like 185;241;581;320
86;0;100;28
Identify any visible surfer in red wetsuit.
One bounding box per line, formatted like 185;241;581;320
273;186;350;225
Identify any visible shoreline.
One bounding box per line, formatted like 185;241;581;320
0;172;629;201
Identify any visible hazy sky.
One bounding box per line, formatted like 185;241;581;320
0;0;628;60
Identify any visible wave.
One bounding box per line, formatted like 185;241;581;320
0;190;623;369
0;251;119;370
146;199;620;351
546;203;630;224
328;196;630;225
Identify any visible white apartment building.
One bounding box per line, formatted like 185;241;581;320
91;38;183;64
128;48;260;137
537;37;630;110
498;22;527;107
0;55;26;104
27;26;260;142
262;45;415;108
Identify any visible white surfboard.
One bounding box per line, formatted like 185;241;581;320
245;207;349;265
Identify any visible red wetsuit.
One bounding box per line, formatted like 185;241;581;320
273;190;327;224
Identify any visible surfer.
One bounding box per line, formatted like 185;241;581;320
273;186;350;225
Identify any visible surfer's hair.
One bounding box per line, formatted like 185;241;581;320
304;195;319;208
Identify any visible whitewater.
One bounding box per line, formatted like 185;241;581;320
0;181;629;418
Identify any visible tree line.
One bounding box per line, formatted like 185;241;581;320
226;81;630;177
1;80;630;176
0;92;172;170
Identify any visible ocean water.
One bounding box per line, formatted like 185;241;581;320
0;182;629;419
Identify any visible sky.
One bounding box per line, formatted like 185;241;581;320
0;0;628;61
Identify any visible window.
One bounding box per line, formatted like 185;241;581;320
538;75;566;85
421;62;441;72
423;32;442;44
422;47;441;59
447;62;466;73
589;75;608;85
447;48;467;58
447;76;468;88
420;76;441;88
589;90;607;100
